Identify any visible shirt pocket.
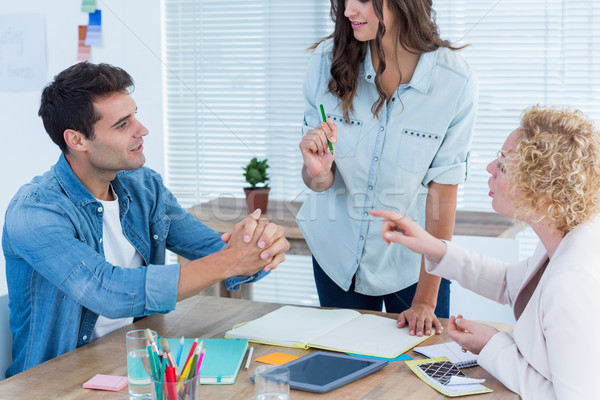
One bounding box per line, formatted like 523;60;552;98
395;128;442;173
149;214;170;247
328;114;363;159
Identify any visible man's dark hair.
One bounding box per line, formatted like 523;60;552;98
38;62;134;152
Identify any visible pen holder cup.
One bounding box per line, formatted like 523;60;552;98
150;373;200;400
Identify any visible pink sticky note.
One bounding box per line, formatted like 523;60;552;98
83;374;128;391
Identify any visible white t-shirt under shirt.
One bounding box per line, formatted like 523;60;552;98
91;189;144;341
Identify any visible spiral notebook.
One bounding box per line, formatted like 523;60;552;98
406;357;491;397
413;341;478;368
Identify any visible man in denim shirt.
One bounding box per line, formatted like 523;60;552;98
2;62;289;377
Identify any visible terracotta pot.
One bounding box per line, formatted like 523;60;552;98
244;187;270;214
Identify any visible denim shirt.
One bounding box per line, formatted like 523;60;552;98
297;39;478;296
2;154;266;377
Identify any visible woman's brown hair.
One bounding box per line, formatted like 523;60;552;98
313;0;465;119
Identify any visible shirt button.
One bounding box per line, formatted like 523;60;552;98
363;212;368;217
360;235;364;240
97;206;103;213
380;127;384;131
367;74;372;79
374;156;379;162
82;335;88;340
153;234;159;240
368;185;373;190
99;238;103;243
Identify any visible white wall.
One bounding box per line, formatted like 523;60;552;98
450;236;519;324
0;0;164;297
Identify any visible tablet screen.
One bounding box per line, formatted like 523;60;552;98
291;353;375;385
257;351;388;393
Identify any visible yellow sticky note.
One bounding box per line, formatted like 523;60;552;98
254;352;300;366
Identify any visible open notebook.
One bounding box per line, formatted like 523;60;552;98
225;305;431;359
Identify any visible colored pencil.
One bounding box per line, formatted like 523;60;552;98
178;345;201;391
182;338;198;370
195;346;205;377
175;336;185;366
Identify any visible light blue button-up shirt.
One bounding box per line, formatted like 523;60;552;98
2;154;266;377
297;39;477;296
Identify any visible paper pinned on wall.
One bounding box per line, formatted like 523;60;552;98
0;14;47;92
85;10;101;46
81;0;97;14
77;25;91;61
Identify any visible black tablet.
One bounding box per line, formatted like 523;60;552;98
253;351;388;394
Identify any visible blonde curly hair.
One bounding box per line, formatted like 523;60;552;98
506;105;600;234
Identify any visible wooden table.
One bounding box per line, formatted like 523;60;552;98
0;296;520;400
188;197;519;256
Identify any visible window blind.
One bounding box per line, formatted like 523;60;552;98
163;0;332;207
435;0;600;211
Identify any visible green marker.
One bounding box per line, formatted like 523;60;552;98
320;104;334;155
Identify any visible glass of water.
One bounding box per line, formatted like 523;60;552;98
254;365;290;400
126;329;157;399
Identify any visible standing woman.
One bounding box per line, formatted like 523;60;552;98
297;0;477;337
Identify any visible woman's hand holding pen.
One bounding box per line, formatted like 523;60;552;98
369;209;447;264
300;119;337;176
300;118;337;192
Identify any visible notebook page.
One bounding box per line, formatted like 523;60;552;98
225;306;360;347
309;313;430;358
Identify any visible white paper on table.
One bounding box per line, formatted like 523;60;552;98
447;376;486;385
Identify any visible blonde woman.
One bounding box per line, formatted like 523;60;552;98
372;105;600;398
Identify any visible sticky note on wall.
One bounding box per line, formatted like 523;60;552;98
77;25;91;61
85;10;102;46
81;0;96;13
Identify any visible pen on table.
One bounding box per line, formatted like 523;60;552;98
244;346;255;370
319;104;334;155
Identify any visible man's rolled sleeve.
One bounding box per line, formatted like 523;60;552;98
145;263;180;313
226;269;269;291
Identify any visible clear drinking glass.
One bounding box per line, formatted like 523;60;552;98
126;329;157;399
254;365;290;400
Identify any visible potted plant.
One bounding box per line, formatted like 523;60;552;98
243;157;270;214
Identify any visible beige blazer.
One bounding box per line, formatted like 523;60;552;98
426;220;600;399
